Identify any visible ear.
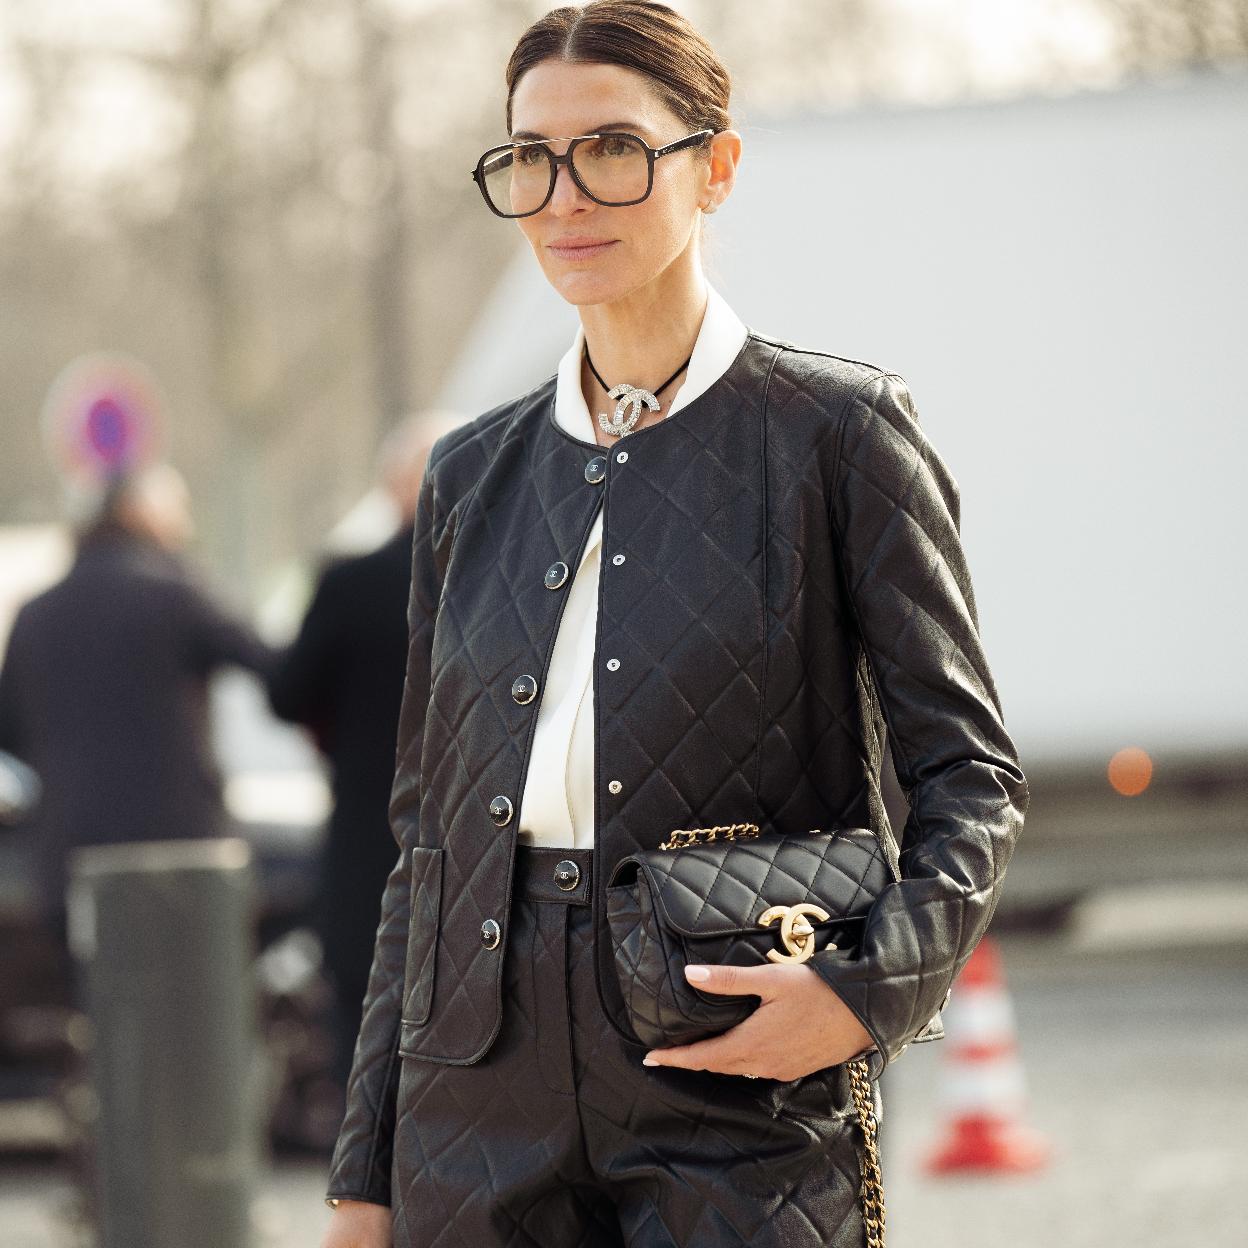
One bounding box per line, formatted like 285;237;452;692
702;128;742;213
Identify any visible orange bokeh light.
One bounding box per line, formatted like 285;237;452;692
1108;747;1153;796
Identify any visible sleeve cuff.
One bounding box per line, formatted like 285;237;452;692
325;1194;391;1211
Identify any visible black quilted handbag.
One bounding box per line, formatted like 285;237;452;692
605;821;894;1246
605;821;896;1050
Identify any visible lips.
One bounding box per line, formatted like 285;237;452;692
548;238;618;259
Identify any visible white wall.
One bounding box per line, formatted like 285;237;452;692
436;68;1248;766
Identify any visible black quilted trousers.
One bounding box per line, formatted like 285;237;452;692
389;845;875;1247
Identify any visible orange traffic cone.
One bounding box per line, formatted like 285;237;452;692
922;935;1051;1174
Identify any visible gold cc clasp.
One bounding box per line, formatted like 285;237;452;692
757;903;833;964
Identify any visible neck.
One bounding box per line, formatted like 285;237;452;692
578;259;708;435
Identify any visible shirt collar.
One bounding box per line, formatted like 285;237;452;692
553;279;749;443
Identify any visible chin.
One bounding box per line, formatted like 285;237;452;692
549;260;672;311
545;266;628;308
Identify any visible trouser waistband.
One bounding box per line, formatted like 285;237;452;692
514;845;593;906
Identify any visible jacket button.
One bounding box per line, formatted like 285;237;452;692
511;674;538;704
611;553;625;566
554;859;580;890
584;456;607;484
488;795;514;826
545;561;569;589
481;919;501;949
608;779;623;794
606;658;620;671
615;450;628;463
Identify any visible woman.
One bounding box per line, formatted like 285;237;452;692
322;4;1029;1246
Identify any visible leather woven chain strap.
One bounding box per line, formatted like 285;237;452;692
658;821;762;850
848;1054;886;1247
657;821;887;1245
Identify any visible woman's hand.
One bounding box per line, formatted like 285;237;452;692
320;1199;392;1248
640;962;876;1081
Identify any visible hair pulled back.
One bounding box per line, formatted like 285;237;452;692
505;1;732;140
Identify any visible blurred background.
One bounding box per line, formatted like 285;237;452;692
1;0;1245;1245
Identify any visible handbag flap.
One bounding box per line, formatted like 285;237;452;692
610;827;894;939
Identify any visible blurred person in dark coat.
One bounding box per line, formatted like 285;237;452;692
267;412;463;1094
0;463;278;948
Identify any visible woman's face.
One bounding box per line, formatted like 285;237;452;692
507;59;727;307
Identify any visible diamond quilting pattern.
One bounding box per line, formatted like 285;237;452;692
387;894;868;1248
326;334;1029;1220
636;829;891;937
604;828;894;1050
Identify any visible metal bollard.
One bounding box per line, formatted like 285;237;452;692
67;837;261;1248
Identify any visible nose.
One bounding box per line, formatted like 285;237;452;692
548;152;592;215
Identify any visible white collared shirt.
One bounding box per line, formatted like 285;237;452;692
516;279;750;848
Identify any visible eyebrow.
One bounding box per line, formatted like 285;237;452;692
509;120;652;142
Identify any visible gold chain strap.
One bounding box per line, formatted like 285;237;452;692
847;1055;886;1248
658;821;761;850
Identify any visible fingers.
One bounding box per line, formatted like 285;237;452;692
643;963;837;1078
644;976;779;1074
682;961;776;999
641;964;782;1074
643;1023;760;1075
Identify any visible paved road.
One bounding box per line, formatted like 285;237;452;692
3;903;1246;1247
883;928;1247;1248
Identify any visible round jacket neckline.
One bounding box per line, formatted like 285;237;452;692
544;329;765;451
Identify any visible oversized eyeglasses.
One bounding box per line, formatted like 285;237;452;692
470;129;715;218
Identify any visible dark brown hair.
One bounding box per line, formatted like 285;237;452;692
505;1;732;141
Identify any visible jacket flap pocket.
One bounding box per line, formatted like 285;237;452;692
402;846;443;1027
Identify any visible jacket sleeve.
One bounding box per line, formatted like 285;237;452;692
324;444;454;1207
809;371;1029;1079
174;565;280;683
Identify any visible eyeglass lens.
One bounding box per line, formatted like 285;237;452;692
481;134;650;215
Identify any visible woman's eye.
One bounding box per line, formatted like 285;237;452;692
585;136;630;159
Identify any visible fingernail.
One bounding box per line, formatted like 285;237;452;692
643;1055;659;1066
684;965;710;982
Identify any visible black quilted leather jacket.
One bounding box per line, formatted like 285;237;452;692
327;330;1030;1204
